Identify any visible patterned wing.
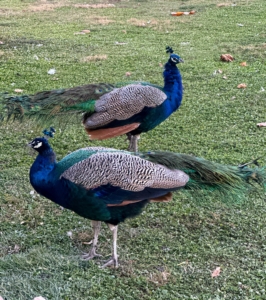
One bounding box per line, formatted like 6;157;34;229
83;84;167;129
60;150;189;206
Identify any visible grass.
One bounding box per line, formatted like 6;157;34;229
0;0;266;299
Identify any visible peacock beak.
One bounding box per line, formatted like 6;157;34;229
179;58;184;63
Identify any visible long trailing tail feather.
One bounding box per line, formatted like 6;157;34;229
0;83;115;123
0;81;159;125
139;151;266;204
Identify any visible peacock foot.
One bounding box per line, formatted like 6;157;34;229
100;256;119;268
82;247;102;261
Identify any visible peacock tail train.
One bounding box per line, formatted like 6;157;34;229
0;81;162;124
138;151;266;204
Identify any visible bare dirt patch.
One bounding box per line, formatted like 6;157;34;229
73;4;115;9
27;1;116;13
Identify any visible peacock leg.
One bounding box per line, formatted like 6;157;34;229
82;220;102;260
101;223;119;268
128;134;140;152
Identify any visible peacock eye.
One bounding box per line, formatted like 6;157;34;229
95;88;103;94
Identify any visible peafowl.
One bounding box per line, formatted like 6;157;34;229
1;47;183;151
29;136;265;268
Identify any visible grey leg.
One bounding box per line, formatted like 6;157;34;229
82;220;102;260
101;223;119;268
128;134;140;152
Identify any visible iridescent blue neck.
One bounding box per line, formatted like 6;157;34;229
163;60;183;110
30;149;56;194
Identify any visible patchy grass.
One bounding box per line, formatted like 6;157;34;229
0;0;266;299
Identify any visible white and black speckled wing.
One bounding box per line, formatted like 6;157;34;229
61;151;189;192
83;84;167;129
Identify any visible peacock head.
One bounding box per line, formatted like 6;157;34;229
166;46;184;65
28;137;51;153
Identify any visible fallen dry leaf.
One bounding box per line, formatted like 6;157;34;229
211;267;221;278
222;75;227;79
82;240;93;245
217;3;231;7
237;83;247;89
125;72;131;77
257;122;266;127
74;30;90;35
14;89;23;93
240;61;247;66
220;54;234;62
218;69;223;74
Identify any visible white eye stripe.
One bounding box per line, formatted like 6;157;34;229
33;141;43;148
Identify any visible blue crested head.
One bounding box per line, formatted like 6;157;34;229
169;53;184;64
166;46;184;65
28;137;51;154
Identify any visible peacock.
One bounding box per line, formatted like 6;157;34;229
29;136;265;268
1;47;183;151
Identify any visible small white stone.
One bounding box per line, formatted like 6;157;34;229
48;68;56;75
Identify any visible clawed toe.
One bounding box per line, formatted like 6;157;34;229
100;256;119;268
81;249;102;261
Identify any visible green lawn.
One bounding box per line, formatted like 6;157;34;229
0;0;265;299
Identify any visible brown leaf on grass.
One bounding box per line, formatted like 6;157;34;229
257;122;266;127
220;54;234;62
240;61;247;66
125;72;131;77
237;83;247;89
211;267;221;277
